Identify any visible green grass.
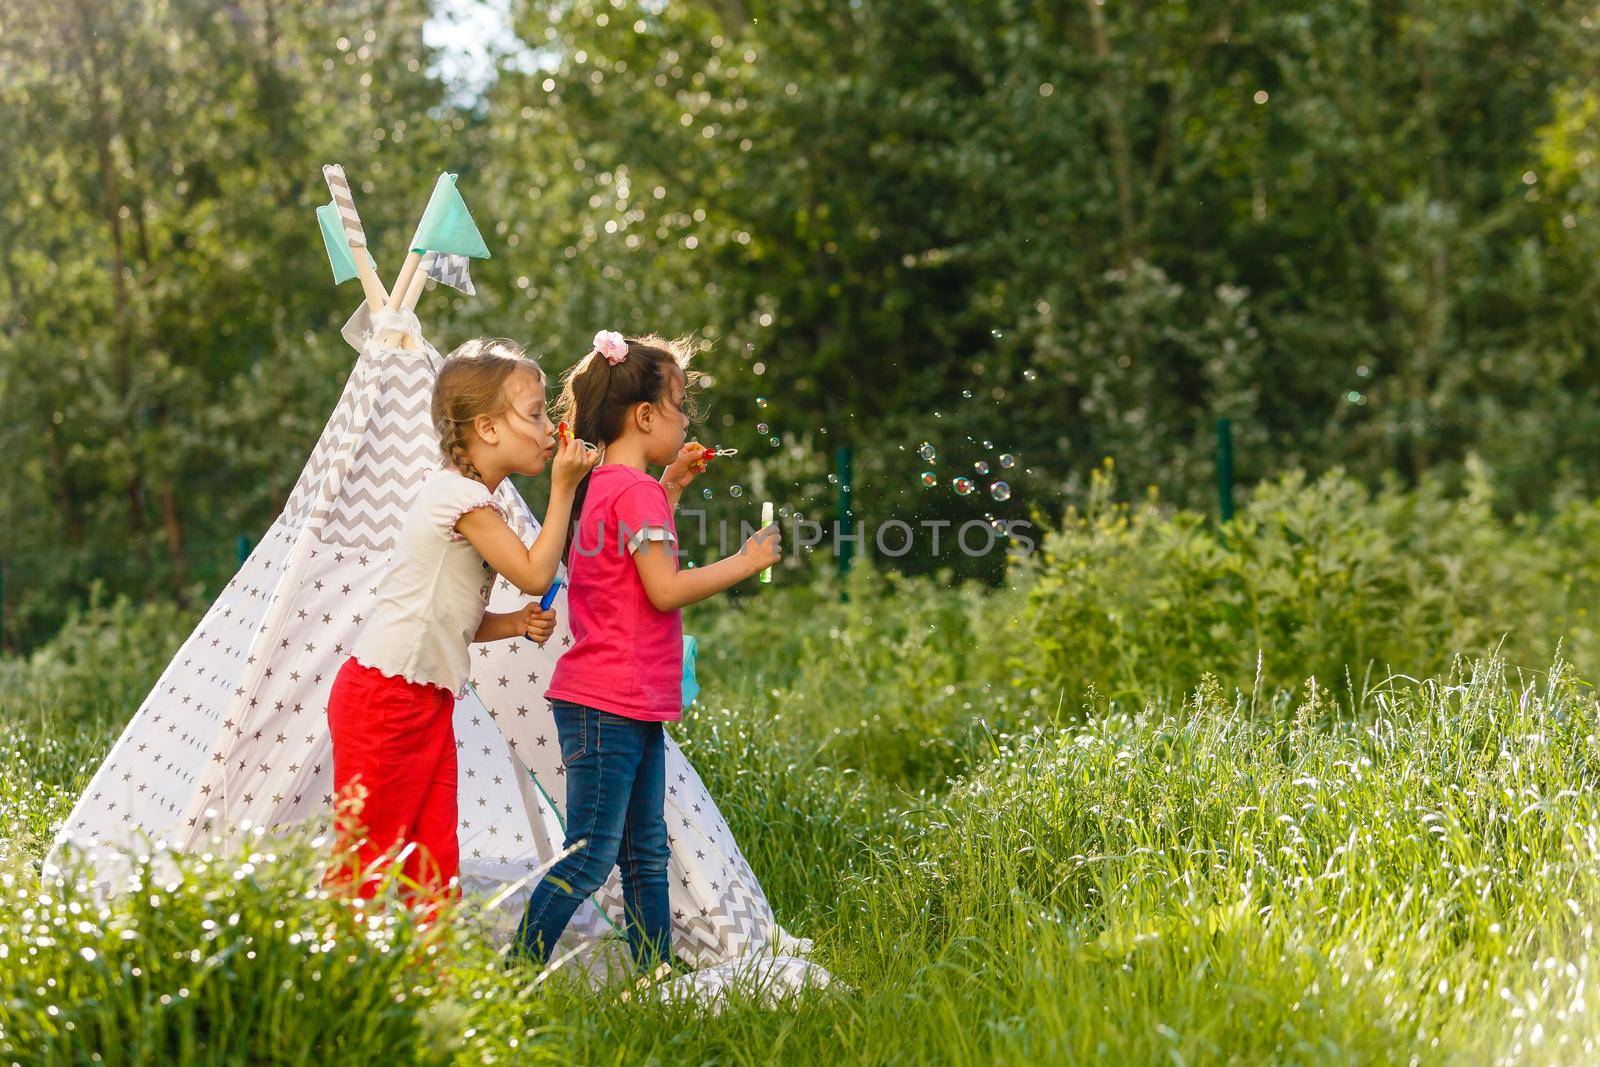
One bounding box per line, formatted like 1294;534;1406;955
8;473;1600;1063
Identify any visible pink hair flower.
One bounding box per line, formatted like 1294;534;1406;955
593;330;628;365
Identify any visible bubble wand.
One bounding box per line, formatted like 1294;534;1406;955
556;422;598;452
524;577;564;642
759;501;774;584
539;578;563;612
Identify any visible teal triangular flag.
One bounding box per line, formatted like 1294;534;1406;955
317;202;360;284
409;173;490;259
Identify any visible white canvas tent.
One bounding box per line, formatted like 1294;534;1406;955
46;166;824;996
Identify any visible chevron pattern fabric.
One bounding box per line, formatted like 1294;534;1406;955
424;251;476;295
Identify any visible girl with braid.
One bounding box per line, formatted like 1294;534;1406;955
326;338;598;912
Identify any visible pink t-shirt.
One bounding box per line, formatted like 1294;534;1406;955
546;464;684;721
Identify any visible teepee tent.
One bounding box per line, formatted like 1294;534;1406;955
47;165;822;992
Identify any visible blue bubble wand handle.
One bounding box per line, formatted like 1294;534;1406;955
524;577;564;641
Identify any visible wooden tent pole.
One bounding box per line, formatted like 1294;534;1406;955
402;264;429;312
385;251;423;313
354;252;390;312
321;165;388;311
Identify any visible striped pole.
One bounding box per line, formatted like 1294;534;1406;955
320;164;367;246
321;164;388;311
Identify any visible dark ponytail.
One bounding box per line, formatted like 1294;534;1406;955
556;333;700;566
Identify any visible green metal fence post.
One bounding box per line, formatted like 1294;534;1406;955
836;445;855;593
235;534;251;568
1217;417;1235;523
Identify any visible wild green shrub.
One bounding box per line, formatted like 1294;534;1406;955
0;588;192;736
1022;463;1599;704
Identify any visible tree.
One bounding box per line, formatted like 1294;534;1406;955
0;0;459;645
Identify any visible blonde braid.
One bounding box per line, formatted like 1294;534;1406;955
439;418;487;485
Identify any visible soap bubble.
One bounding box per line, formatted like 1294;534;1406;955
756;422;769;434
989;481;1011;502
973;460;990;476
701;487;714;499
756;396;768;408
827;473;838;484
917;442;937;463
962;389;973;399
769;436;780;447
952;477;975;496
729;484;744;498
982;439;993;450
1022;369;1038;383
920;471;938;488
999;453;1016;469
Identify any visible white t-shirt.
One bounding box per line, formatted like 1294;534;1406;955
351;468;504;696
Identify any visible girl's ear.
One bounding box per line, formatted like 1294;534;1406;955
473;412;498;444
632;401;654;433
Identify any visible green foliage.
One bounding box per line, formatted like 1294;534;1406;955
468;0;1600;551
3;0;1600;647
0;588;192;733
691;562;1030;790
854;659;1600;1062
13;1;1600;1054
7;568;1600;1060
0;0;462;645
11;0;1600;645
1023;461;1600;704
0;591;191;858
4;838;490;1066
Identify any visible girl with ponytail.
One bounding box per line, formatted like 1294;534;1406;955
511;330;781;975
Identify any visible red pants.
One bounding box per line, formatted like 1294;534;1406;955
326;658;459;908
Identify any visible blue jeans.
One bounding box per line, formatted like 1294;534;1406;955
513;701;672;969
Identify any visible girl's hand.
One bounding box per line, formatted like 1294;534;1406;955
517;604;558;645
662;440;712;493
741;523;782;578
550;434;600;494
